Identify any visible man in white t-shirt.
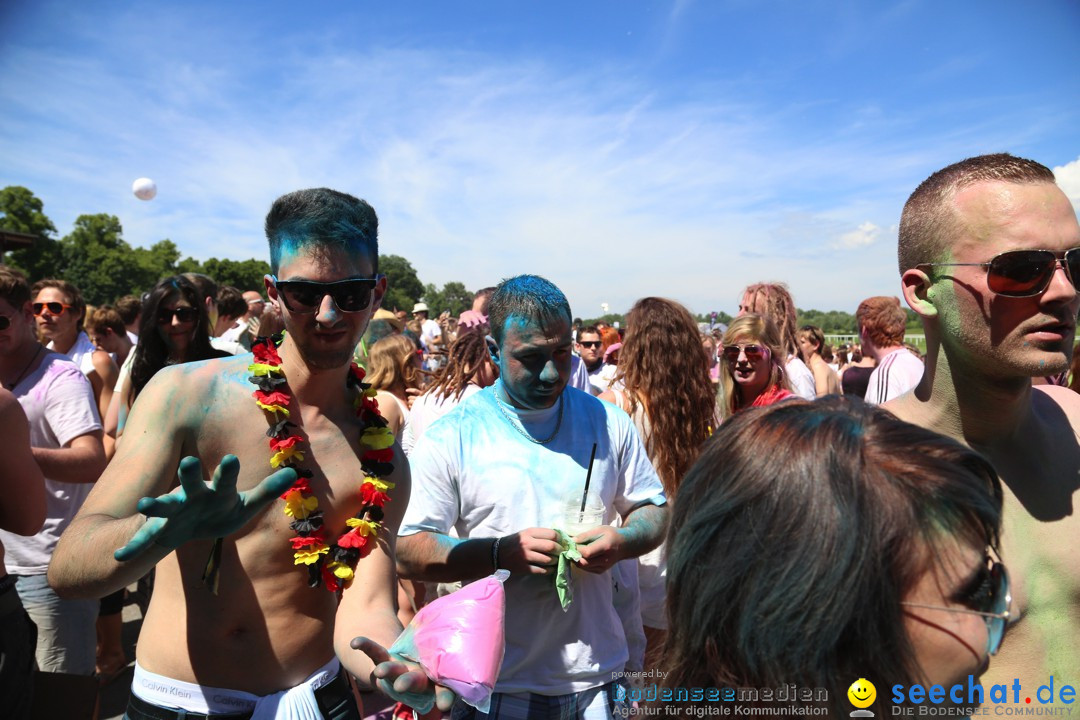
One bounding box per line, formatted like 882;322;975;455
412;302;444;370
856;296;923;404
0;265;106;675
398;274;668;720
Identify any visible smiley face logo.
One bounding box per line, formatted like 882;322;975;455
847;678;876;709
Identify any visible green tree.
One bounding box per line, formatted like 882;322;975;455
380;254;424;312
132;239;182;288
60;214;144;305
200;258;272;291
0;186;61;280
422;281;472;316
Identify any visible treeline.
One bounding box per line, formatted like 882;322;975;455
2;185;915;326
0;186;478;313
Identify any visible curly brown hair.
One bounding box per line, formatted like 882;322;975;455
612;297;717;498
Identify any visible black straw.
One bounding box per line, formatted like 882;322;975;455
580;443;598;512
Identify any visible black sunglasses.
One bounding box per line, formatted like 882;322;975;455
919;247;1080;298
0;315;11;331
578;341;602;349
157;307;199;324
271;275;383;314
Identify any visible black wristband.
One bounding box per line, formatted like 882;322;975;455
491;536;501;571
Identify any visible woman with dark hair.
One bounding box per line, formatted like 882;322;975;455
600;297;717;662
797;324;840;397
112;276;225;438
717;314;793;421
402;331;498;454
366;333;424;442
660;397;1007;716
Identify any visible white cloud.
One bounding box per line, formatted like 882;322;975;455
833;221;882;249
1053;156;1080;214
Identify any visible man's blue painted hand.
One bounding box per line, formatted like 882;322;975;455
114;454;297;561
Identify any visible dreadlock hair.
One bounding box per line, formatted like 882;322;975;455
424;332;495;403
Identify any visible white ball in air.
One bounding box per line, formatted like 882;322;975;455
132;178;157;201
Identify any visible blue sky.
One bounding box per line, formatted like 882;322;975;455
2;0;1078;317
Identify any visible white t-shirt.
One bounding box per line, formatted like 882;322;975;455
402;383;483;455
865;348;924;405
48;331;98;377
419;318;442;351
785;356;816;400
567;355;593;395
1;353;102;575
401;385;666;695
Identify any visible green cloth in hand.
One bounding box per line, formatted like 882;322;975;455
554;529;581;611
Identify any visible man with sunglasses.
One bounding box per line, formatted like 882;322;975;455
50;190;447;719
575;325;607;395
886;154;1080;700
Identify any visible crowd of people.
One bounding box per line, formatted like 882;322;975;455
0;152;1077;720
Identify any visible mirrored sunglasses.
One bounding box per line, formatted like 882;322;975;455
32;302;73;317
722;344;767;362
919;248;1080;298
272;276;382;314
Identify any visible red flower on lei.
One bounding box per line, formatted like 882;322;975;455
249;334;395;593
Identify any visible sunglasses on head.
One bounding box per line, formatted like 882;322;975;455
271;275;383;314
919;248;1080;298
157;307;199;324
579;341;602;349
902;559;1011;656
33;302;73;317
722;343;768;362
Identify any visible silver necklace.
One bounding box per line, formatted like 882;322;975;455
493;382;564;444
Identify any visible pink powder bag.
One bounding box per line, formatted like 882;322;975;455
387;570;508;713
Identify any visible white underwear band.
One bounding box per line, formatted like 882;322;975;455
132;657;341;719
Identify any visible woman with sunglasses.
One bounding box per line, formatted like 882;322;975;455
32;279;120;422
659;397;1009;716
110;276;226;443
365;333;424;443
717;314;794;421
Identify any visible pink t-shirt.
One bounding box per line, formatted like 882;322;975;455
0;352;101;574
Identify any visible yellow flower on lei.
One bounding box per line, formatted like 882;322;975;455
293;543;329;565
326;561;355;581
284;492;319;519
345;517;378;537
271;446;305;468
361;426;395;450
256;400;290;416
364;476;395;493
248;362;282;377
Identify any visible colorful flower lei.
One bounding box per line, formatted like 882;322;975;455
249;333;395;592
